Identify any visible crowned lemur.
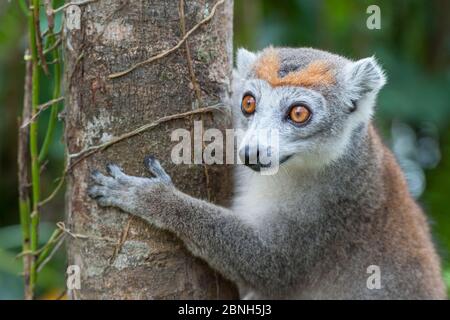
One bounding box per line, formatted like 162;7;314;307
88;47;446;299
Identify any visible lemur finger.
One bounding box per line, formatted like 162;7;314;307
87;185;108;199
144;155;172;184
91;170;115;186
106;163;134;183
96;196;114;207
106;163;123;177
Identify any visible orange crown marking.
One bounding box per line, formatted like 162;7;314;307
253;48;335;87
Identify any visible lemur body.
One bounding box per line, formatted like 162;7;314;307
88;47;446;299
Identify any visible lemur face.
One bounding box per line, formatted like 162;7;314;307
232;47;386;171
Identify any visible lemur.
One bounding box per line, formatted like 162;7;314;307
88;47;446;299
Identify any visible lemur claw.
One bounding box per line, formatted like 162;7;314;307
143;155;156;165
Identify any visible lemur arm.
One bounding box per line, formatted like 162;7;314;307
87;156;292;292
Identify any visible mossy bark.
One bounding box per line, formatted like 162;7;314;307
64;0;238;299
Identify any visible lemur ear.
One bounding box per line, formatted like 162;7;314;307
344;56;386;103
236;48;257;78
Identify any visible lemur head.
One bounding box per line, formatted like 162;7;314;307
232;47;386;172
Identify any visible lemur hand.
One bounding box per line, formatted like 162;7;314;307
87;156;176;227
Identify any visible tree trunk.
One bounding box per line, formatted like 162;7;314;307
64;0;238;299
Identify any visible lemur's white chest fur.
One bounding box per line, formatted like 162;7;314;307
232;168;280;225
232;165;315;227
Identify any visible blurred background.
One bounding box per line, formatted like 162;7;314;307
0;0;449;299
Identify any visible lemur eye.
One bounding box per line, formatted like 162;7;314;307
241;94;256;115
289;105;311;124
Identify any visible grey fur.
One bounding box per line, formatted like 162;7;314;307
88;47;445;299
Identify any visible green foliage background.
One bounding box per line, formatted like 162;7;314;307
0;0;449;298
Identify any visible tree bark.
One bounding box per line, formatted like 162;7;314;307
64;0;238;299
